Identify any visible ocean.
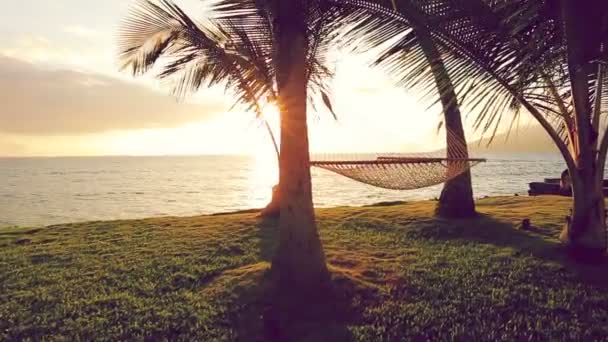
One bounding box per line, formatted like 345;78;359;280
1;153;567;227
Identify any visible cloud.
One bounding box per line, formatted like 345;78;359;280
0;34;114;73
1;36;59;63
63;26;102;38
0;55;229;135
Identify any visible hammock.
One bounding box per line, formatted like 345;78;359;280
310;130;486;190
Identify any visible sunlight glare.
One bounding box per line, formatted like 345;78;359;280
252;102;280;186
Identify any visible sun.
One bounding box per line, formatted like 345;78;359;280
246;103;281;209
260;103;281;134
257;102;281;156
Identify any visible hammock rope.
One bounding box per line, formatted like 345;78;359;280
310;129;486;190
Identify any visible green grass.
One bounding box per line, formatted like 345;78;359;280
1;196;608;340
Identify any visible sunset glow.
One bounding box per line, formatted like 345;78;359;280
0;0;525;158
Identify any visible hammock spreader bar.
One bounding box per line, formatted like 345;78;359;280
312;157;487;166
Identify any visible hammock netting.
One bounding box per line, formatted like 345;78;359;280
310;130;486;190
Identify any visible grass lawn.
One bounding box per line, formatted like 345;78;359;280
1;196;608;341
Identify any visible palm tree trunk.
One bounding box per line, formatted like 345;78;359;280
415;27;476;218
559;0;607;257
562;173;606;256
271;0;329;288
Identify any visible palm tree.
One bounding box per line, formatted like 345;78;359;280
342;0;608;257
271;0;329;288
381;0;476;218
117;0;350;286
416;27;475;218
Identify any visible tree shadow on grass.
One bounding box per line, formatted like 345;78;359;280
213;217;370;341
412;213;608;289
223;212;608;341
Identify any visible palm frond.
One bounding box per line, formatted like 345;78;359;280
331;0;575;143
119;0;273;115
119;0;344;123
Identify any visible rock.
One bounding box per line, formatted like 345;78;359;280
15;238;32;246
519;218;531;231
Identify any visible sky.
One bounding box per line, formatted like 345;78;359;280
0;0;529;157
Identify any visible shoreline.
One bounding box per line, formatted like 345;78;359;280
2;195;537;229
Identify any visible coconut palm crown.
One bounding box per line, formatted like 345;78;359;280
118;0;339;127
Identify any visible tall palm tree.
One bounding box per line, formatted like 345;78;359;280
416;27;475;218
117;0;350;286
381;0;476;218
341;0;608;257
271;0;329;288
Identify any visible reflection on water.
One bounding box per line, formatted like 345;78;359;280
0;153;572;226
